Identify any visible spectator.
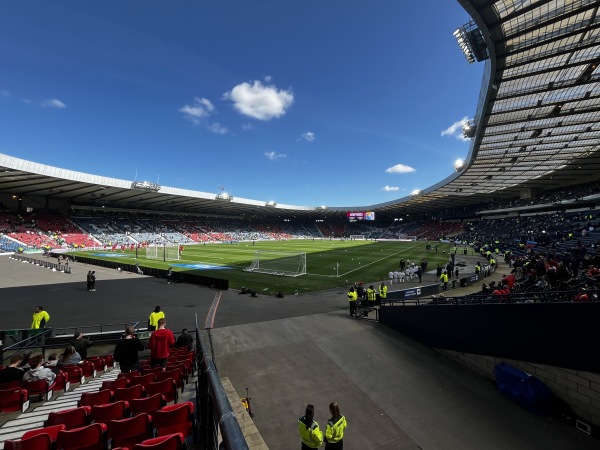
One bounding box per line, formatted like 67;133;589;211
114;326;145;373
44;353;61;374
0;354;25;384
71;331;93;359
58;345;81;366
148;318;175;369
174;328;194;351
23;354;56;384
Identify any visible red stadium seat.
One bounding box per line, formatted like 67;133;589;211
153;402;195;440
129;393;166;419
78;361;96;378
0;381;22;390
100;377;128;391
23;378;58;402
108;413;153;449
130;373;156;388
61;365;84;385
156;369;184;393
132;433;186;450
56;423;108;450
52;371;70;393
114;384;146;402
90;401;130;427
86;356;107;373
141;367;163;379
4;432;52;450
146;378;177;404
0;387;29;412
117;370;140;382
45;406;92;430
78;389;113;407
22;424;66;442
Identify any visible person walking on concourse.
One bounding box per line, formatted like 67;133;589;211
298;404;323;449
31;306;50;329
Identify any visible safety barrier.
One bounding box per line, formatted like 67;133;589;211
10;254;72;273
195;312;249;450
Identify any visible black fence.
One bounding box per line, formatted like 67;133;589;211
66;255;229;290
11;254;72;273
194;313;249;450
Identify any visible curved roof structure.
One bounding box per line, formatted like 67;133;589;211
1;0;599;219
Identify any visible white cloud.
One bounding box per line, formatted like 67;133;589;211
40;99;66;109
301;131;315;142
242;123;254;131
382;186;400;191
264;75;272;83
224;80;293;120
22;99;31;104
265;151;287;161
0;90;9;97
179;97;214;124
207;122;228;135
385;164;416;174
441;116;471;142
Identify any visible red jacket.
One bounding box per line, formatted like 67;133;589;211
148;328;175;359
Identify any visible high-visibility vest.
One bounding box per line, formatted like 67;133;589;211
326;415;347;444
367;288;377;301
347;291;357;302
379;285;387;298
298;418;323;449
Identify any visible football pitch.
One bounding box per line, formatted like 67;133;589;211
75;240;456;295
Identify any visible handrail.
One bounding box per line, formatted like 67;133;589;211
195;312;249;450
1;328;53;364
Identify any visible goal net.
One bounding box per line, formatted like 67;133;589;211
144;244;180;261
350;235;366;240
245;251;307;277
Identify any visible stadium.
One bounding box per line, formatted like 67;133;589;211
1;1;600;449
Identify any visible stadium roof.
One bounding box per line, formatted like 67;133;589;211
1;0;599;219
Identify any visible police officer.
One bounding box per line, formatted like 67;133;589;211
347;288;357;317
378;282;388;306
299;404;323;450
31;306;50;329
325;402;347;449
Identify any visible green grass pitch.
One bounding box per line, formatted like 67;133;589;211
75;240;456;295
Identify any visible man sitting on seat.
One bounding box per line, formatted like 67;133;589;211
23;355;56;384
0;354;25;384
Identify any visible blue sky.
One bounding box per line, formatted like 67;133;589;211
0;1;483;207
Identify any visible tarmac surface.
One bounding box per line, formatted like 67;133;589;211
1;254;598;449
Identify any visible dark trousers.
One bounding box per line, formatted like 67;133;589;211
349;302;356;316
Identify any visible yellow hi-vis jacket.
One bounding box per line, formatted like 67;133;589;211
367;288;377;301
379;284;388;299
347;290;357;303
298;417;323;449
31;310;50;329
325;415;347;444
148;311;165;328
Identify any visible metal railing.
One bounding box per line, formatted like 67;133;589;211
11;254;72;273
195;312;249;450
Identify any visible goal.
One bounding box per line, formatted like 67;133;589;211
144;244;180;261
350;235;366;241
245;251;307;277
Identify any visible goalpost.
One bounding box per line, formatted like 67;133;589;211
350;235;366;241
245;250;307;277
144;244;180;261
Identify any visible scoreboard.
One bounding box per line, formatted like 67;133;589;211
347;211;375;222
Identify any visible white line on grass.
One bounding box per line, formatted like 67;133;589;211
306;243;422;277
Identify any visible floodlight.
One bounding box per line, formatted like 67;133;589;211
453;19;488;64
409;189;421;197
265;200;277;207
462;120;476;138
454;159;465;171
